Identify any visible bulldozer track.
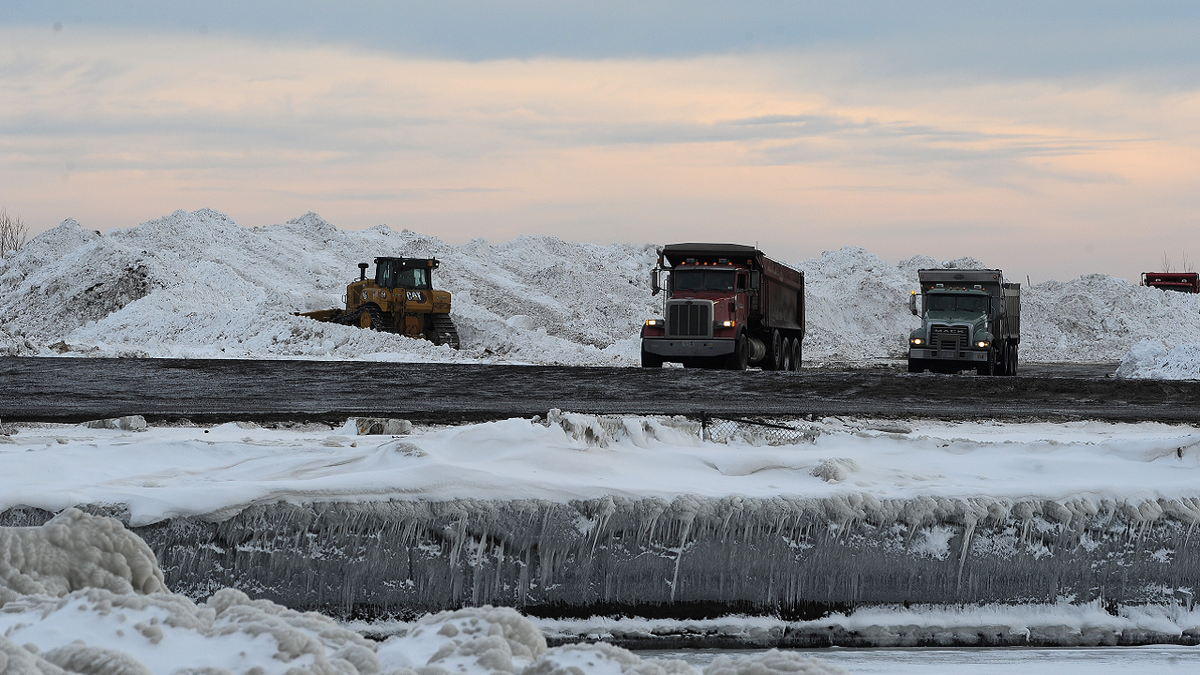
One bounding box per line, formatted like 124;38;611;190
431;315;460;349
3;358;1197;426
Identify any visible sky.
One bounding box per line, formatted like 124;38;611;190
2;2;1199;283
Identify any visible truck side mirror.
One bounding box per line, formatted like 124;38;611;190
750;271;761;290
909;291;919;316
650;270;660;296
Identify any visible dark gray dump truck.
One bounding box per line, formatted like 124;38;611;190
641;243;805;370
907;268;1020;376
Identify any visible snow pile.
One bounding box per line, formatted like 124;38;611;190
1023;275;1200;363
0;591;844;675
798;249;1200;364
0;508;165;607
794;248;982;362
0;587;381;675
0;210;657;365
5;208;1200;366
1116;339;1200;380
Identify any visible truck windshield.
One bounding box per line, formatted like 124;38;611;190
672;270;736;292
926;294;987;314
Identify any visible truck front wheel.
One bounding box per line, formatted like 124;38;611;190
976;351;996;376
726;336;748;371
641;347;664;368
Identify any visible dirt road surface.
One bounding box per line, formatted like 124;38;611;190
3;357;1195;425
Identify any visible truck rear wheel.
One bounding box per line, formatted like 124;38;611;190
780;338;793;371
762;330;783;371
790;339;802;371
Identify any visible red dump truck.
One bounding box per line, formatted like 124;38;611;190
640;243;804;370
1142;272;1200;293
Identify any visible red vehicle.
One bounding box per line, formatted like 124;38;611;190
1142;272;1200;293
640;243;804;370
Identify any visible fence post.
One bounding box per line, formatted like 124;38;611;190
700;411;709;442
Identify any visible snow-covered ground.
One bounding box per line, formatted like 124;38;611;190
3;413;1199;527
4;208;1200;367
6;412;1200;672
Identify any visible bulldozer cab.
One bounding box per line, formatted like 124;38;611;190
375;257;438;290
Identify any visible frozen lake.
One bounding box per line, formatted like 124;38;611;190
640;645;1200;674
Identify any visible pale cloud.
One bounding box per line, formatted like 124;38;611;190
1;25;1199;282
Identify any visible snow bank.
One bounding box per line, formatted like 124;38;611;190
1116;339;1200;380
5;208;1197;366
4;415;1200;526
0;510;848;675
5;416;1200;616
0;508;165;607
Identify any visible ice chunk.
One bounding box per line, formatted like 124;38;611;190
810;458;860;483
357;418;415;436
83;415;148;432
376;606;546;674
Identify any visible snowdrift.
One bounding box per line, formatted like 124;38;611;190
5;208;1199;365
1116;339;1200;380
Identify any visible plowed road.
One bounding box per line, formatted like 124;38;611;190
4;357;1198;425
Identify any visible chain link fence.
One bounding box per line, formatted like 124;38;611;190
699;412;818;446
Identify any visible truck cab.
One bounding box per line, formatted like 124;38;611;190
907;269;1020;376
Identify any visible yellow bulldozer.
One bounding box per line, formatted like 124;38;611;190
299;257;460;349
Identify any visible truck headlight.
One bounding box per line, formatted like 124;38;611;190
976;340;990;348
721;320;735;328
910;338;923;345
645;319;663;327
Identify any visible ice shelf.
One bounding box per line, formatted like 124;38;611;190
5;496;1196;620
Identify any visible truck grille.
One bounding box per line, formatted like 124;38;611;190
930;325;969;356
666;301;712;338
